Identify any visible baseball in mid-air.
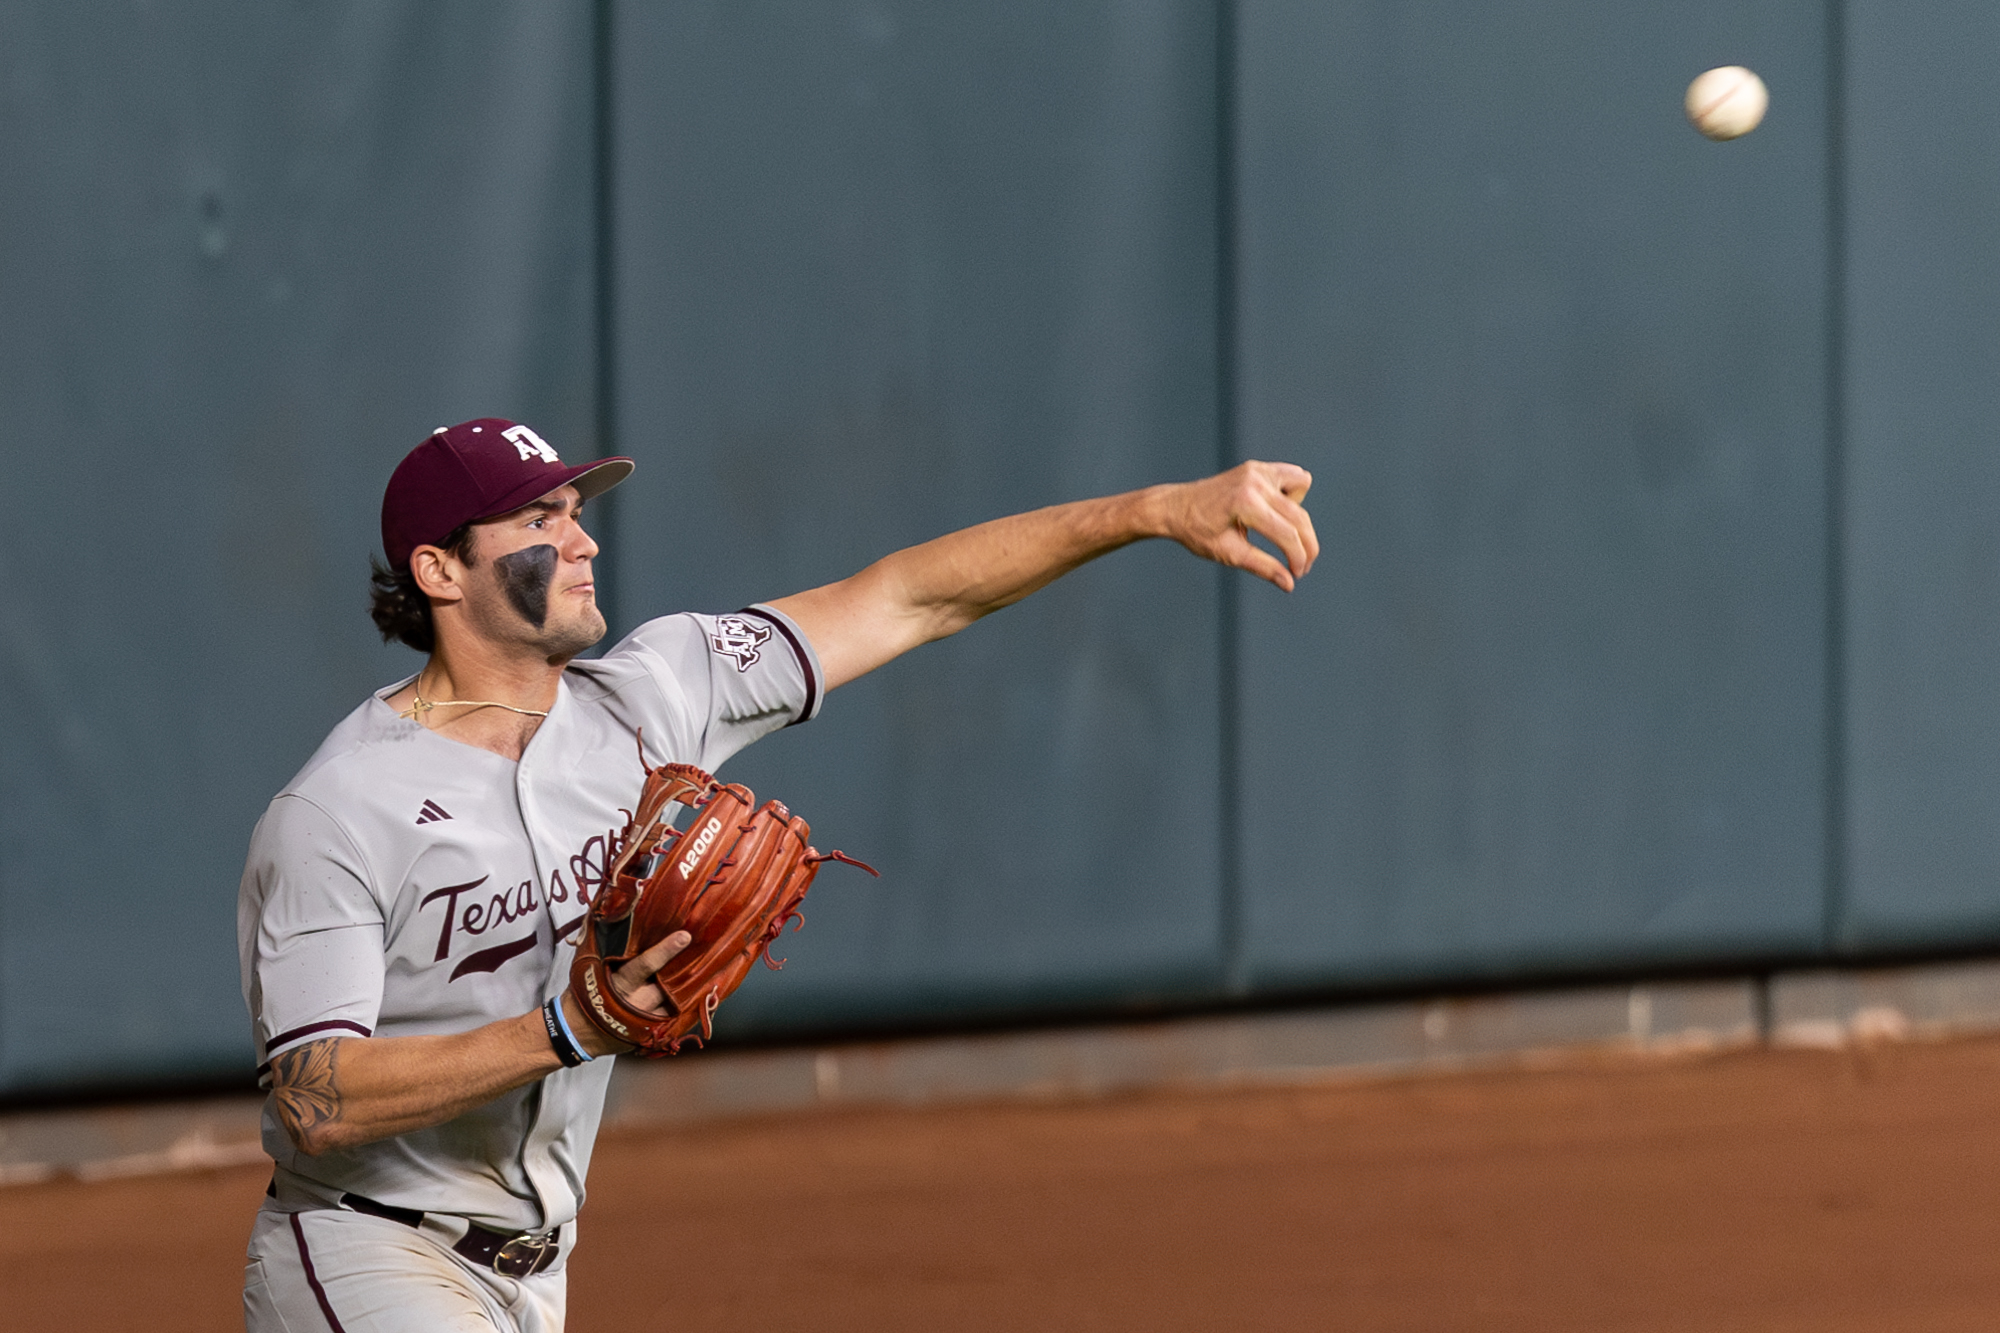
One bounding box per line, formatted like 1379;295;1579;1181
1685;65;1768;141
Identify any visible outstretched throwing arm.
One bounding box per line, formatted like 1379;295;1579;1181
768;460;1318;691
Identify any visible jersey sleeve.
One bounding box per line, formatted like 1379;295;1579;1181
237;793;387;1082
612;603;823;771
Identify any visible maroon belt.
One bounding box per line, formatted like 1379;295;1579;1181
340;1191;561;1279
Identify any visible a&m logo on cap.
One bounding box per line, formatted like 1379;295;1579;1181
428;421;561;464
503;424;560;464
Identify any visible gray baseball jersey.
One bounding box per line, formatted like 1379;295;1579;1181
237;605;821;1235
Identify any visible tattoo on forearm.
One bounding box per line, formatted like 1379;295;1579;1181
271;1038;343;1151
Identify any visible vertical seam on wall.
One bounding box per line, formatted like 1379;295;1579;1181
1821;0;1849;957
0;858;6;1077
1216;0;1246;996
592;0;622;636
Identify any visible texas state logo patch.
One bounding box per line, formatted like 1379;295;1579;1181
710;614;774;672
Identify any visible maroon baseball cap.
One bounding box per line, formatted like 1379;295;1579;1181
380;418;634;570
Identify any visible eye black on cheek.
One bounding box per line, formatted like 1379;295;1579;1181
494;544;558;628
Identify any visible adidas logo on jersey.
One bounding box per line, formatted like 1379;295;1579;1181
415;799;452;825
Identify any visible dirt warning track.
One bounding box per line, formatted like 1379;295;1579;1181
11;1036;2000;1331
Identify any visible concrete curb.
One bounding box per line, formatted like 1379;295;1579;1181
7;959;1999;1185
598;977;1758;1130
0;1098;269;1187
1771;958;2000;1047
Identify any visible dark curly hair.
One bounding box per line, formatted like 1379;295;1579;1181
369;522;476;653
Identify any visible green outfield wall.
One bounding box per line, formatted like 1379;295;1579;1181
0;1;1989;1096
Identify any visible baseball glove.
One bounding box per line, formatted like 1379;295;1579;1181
569;753;876;1056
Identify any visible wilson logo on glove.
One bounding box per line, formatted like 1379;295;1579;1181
580;969;630;1039
567;748;877;1056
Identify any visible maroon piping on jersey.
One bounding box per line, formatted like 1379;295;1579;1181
255;1020;374;1078
737;606;818;726
289;1213;350;1333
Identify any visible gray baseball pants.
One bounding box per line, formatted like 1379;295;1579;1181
244;1205;569;1333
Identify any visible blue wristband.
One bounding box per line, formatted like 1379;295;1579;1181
542;997;594;1066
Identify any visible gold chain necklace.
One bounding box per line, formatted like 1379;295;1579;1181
400;670;550;723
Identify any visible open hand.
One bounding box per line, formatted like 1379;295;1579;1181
566;929;692;1057
610;929;693;1015
1163;461;1318;591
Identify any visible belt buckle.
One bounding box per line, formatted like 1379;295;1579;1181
492;1232;553;1278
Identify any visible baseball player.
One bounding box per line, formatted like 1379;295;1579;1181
239;417;1317;1332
